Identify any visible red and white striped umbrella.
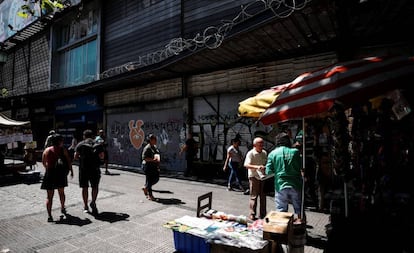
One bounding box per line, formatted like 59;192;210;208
259;55;414;125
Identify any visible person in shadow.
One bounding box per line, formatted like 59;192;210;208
141;134;161;201
179;132;198;177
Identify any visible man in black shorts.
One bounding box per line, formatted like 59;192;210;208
74;129;104;215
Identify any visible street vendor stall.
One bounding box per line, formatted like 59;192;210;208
237;55;414;252
165;212;274;253
0;112;33;175
164;192;304;253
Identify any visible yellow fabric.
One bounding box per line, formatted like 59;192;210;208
238;90;282;118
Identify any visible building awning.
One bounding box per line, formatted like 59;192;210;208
0;113;30;126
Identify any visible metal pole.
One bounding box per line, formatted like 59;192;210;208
301;117;305;220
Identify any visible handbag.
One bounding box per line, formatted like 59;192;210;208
56;150;69;176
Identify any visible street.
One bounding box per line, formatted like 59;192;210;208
0;162;329;253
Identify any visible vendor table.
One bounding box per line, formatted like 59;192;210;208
165;210;303;253
165;214;270;253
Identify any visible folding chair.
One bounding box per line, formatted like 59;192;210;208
196;192;212;217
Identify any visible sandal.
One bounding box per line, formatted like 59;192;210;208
142;187;148;196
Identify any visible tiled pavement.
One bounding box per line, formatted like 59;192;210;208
0;161;329;253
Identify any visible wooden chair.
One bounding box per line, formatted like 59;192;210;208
196;192;212;217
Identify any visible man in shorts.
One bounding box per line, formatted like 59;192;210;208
74;129;104;215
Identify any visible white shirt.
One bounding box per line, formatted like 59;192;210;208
227;145;242;163
244;148;268;179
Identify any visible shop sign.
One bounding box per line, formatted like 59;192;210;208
55;95;101;115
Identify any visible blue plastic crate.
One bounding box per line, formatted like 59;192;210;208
173;230;210;253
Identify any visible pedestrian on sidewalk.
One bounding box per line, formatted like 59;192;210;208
44;129;56;149
95;129;110;175
244;137;268;220
68;133;78;163
41;134;73;222
266;132;305;222
74;129;104;215
141;134;161;201
223;137;245;192
179;132;198;177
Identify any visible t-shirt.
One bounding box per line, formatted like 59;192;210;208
265;146;302;192
227;145;242;163
75;138;103;170
142;144;160;170
244;148;268;179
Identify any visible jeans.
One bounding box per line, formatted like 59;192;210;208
275;187;303;218
227;161;242;188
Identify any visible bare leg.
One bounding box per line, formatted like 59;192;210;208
105;162;109;174
91;186;98;203
90;186;99;214
82;187;89;210
46;190;54;219
57;188;65;208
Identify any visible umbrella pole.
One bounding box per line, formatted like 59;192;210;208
301;117;305;220
344;179;348;218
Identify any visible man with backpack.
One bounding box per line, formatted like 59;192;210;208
74;129;104;215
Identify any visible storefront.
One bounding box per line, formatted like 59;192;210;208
54;95;103;147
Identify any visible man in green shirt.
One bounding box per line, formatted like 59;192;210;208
266;132;304;221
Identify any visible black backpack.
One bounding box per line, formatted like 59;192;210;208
79;140;103;170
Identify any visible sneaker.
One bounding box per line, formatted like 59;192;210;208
90;202;98;215
227;186;233;191
61;208;67;215
83;206;89;213
243;189;250;195
47;216;53;222
147;195;156;201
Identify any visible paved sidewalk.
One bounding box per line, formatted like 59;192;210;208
0;162;329;253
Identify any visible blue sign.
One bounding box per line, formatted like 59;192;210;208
55;95;101;115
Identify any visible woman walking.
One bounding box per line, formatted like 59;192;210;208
41;134;73;222
223;138;245;191
141;134;161;201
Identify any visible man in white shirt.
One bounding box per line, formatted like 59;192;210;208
244;137;268;220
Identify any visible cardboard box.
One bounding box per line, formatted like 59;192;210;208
262;211;293;244
263;211;293;234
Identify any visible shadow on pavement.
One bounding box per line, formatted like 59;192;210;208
103;172;121;176
156;198;185;205
92;211;130;223
306;234;327;250
55;214;92;226
152;189;173;194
